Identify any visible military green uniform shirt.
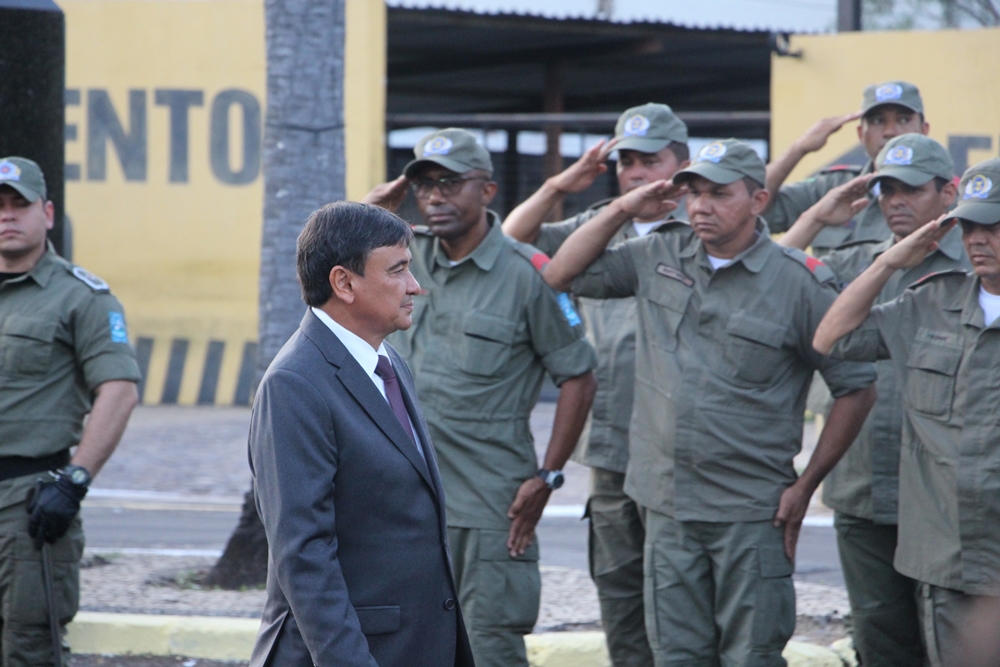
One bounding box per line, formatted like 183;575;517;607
389;213;597;529
0;249;141;458
766;162;890;254
571;221;876;521
532;204;688;473
821;229;969;523
831;271;1000;596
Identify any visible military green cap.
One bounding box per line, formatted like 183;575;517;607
861;81;923;116
0;157;47;202
614;103;688;153
672;139;765;187
403;128;493;178
871;134;953;189
948;158;1000;225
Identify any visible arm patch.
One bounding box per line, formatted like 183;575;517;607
781;247;836;284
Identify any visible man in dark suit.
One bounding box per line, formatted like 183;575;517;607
248;201;475;667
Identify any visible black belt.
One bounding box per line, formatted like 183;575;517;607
0;450;70;483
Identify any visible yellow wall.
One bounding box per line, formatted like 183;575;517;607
772;28;1000;182
59;0;385;404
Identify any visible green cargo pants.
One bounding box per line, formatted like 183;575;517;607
644;510;795;667
0;474;84;667
834;512;924;667
588;468;653;667
448;526;540;667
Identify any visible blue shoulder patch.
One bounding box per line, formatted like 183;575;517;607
557;293;582;327
108;312;129;343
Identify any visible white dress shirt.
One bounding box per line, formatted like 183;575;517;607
311;308;425;460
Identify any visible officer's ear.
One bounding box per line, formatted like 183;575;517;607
43;200;55;230
480;180;498;206
750;187;770;217
328;265;357;305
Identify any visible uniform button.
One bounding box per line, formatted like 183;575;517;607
444;598;456;610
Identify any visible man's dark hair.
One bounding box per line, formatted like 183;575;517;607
933;176;949;192
742;176;763;195
297;201;414;307
666;141;690;163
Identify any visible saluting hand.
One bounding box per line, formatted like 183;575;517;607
548;139;619;195
506;476;552;557
793;111;864;155
810;173;874;227
362;176;409;213
880;214;957;270
616;179;686;221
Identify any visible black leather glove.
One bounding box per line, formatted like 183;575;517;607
26;473;88;549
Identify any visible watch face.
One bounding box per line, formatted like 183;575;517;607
69;467;89;485
550;472;565;489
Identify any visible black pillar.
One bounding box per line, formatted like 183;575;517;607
0;0;66;256
837;0;862;31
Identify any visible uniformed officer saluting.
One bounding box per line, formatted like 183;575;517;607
0;157;141;666
780;134;969;667
765;81;929;255
363;129;597;667
502;103;689;667
542;139;877;666
815;157;1000;667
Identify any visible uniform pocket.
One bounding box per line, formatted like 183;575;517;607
461;312;516;377
642;280;692;353
355;605;401;635
0;316;57;377
905;341;961;421
750;542;795;651
472;530;540;630
724;313;786;386
11;522;83;626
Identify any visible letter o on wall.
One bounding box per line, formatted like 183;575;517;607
210;89;261;185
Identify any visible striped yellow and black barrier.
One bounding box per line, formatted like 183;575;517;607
133;336;258;406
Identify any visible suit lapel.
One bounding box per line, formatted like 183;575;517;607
301;312;436;493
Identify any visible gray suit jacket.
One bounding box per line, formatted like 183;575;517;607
249;310;474;667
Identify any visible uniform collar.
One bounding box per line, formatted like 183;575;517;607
433;210;504;272
21;243;60;288
679;217;772;274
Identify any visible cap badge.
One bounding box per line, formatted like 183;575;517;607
697;142;727;163
423;136;453;156
964;174;993;200
622;115;651;137
875;83;903;102
883;145;913;166
0;160;22;182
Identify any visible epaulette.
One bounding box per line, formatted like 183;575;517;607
907;269;968;290
820;164;863;174
780;247;836;284
411;224;433;236
68;265;110;292
585;197;615;212
508;239;551;273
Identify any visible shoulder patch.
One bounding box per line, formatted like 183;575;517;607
908;269;968;290
781;247;836;283
71;266;110;291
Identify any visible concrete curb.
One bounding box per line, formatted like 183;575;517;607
67;613;847;666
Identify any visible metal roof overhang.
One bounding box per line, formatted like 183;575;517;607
387;7;774;138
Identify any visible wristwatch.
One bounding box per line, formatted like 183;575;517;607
58;465;92;488
538;468;565;490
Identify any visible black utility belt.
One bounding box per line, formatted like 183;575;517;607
0;450;70;483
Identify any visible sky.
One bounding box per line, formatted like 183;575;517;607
386;0;837;33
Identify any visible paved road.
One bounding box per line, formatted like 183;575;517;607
83;404;845;587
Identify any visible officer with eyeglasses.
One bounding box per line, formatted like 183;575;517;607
363;128;597;667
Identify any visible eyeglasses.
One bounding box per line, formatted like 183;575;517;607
409;175;487;199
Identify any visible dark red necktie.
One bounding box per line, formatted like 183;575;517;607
375;355;417;448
